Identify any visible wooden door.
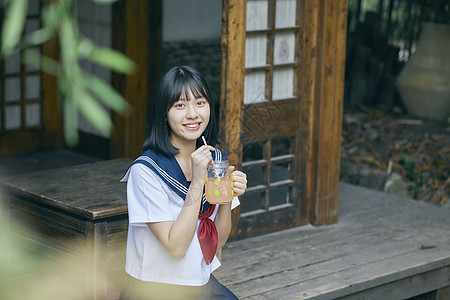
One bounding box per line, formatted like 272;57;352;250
0;2;60;155
221;0;347;239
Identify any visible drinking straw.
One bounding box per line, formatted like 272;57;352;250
202;136;220;178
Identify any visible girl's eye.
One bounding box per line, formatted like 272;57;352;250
174;102;185;108
196;100;207;106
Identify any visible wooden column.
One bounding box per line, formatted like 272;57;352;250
220;0;246;238
298;0;347;226
111;0;161;159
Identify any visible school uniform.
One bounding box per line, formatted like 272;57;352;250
120;149;239;299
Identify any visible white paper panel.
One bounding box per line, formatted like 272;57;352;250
26;75;40;99
5;105;21;130
246;0;268;31
5;77;21;102
5;52;20;74
274;32;295;65
244;72;266;105
245;35;267;68
275;0;296;28
272;68;294;100
26;103;41;127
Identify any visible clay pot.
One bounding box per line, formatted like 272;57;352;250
396;22;450;121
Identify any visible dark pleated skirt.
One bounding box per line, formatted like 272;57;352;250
119;274;238;300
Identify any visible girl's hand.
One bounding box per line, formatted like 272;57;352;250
191;145;215;186
229;166;247;197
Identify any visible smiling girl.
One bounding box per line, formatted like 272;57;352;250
120;66;247;299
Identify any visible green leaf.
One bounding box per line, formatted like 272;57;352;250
88;46;137;74
22;26;55;47
1;0;28;55
76;92;113;135
85;75;131;115
24;49;60;76
60;17;79;73
63;97;79;147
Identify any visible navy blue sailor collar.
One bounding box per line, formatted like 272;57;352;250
121;148;226;212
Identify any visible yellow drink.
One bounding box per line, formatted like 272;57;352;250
205;176;234;204
205;160;233;204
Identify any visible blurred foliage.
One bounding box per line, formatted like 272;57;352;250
0;201;111;299
0;0;136;146
348;0;450;54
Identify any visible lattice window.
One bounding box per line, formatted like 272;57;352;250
0;2;42;132
243;0;299;105
240;136;295;215
239;0;299;215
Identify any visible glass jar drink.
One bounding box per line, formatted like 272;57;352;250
205;160;234;204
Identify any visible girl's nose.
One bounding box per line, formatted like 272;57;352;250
186;104;198;119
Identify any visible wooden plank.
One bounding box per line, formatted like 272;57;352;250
215;184;450;299
220;0;247;239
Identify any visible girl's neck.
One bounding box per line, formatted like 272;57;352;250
172;138;196;161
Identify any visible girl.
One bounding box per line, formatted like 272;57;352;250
120;66;247;299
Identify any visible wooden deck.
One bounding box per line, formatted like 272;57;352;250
214;183;450;299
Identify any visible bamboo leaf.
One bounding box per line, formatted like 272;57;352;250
63;97;79;147
85;75;131;115
1;0;28;55
22;26;55;47
24;49;59;76
76;92;113;135
88;46;137;74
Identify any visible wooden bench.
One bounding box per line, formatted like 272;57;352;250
2;159;449;299
1;159;131;300
214;183;450;299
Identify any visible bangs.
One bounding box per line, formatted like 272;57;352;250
166;68;212;109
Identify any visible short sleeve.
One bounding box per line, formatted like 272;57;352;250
126;164;175;225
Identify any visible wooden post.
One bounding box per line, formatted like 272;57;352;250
220;0;246;238
298;0;347;226
111;0;161;159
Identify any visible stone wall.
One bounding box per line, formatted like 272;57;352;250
162;39;222;107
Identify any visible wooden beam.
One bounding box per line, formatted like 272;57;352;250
220;0;246;238
111;0;160;159
298;0;320;225
42;35;63;150
298;0;347;226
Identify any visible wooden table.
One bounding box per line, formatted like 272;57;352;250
1;159;132;300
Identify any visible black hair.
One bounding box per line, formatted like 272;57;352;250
143;65;217;156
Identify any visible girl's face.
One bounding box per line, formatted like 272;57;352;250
167;87;210;147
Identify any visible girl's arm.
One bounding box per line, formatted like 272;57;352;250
147;145;214;258
215;167;247;248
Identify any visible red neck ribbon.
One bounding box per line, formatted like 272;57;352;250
197;204;218;265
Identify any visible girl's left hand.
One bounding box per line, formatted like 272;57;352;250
229;166;247;197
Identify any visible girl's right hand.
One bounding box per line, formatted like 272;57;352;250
191;145;215;187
